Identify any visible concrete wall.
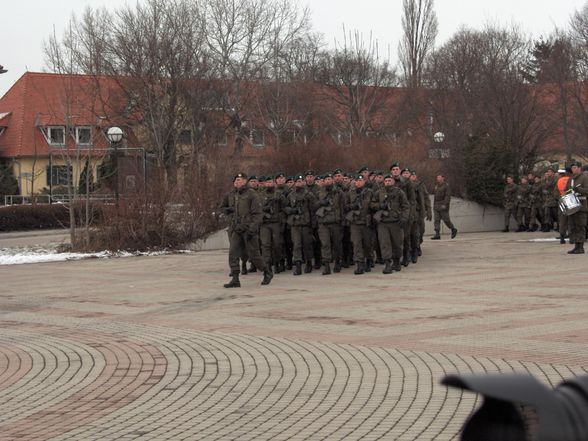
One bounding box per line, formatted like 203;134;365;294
191;197;509;251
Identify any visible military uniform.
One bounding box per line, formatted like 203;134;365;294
259;186;285;270
412;176;428;260
395;174;417;264
345;180;373;274
432;180;457;239
316;183;344;273
503;182;518;232
304;172;322;268
371;182;409;273
221;175;272;287
285;182;316;273
542;176;558;231
565;167;588;253
516;182;532;231
529;178;543;231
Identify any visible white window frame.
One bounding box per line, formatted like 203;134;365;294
42;126;66;147
75;126;92;146
250;129;265;148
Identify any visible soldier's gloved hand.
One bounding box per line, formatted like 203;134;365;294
283;207;293;215
234;225;245;234
224;206;235;214
263;206;272;213
399;219;408;229
320;199;330;207
379;202;388;210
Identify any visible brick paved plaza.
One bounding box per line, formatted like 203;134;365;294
0;231;587;440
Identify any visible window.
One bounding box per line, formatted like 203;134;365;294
217;131;228;146
76;127;92;146
46;165;73;186
250;129;265;148
47;126;65;146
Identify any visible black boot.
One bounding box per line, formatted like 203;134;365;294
568;243;585;254
382;260;393;274
241;261;248;275
261;268;273;285
304;261;313;273
313;259;322;270
502;226;509;233
342;259;350;269
322;262;331;275
248;263;258;273
401;253;410;267
516;224;525;232
417;246;422;257
560;234;566;244
224;272;241;288
451;228;458;238
354;262;364;275
365;258;372;272
333;261;342;273
411;248;418;264
392;258;402;272
286;258;293;270
431;231;441;240
293;261;302;276
529;224;538;232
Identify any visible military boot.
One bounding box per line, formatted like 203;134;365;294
241;261;248;275
568;243;585;254
451;228;458;238
529;224;538;232
304;260;313;273
322;262;331;275
248;263;258;273
502;226;509;233
224;272;241;288
277;260;285;273
431;231;441;240
382;260;393;274
365;258;372;272
401;250;410;267
516;224;525;232
333;261;342;273
392;258;402;272
293;261;302;276
354;262;364;275
411;248;418;264
261;268;274;285
417;246;422;256
313;259;322;270
560;234;566;244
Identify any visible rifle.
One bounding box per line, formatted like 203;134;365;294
316;195;334;218
373;193;390;223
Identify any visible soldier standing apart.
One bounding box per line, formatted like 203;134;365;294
345;175;374;274
372;174;409;273
565;161;588;254
221;173;273;288
316;173;344;275
502;175;518;232
431;174;458;240
515;176;532;232
284;175;316;275
556;169;570;244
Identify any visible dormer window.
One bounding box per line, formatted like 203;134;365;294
76;126;92;146
44;126;65;147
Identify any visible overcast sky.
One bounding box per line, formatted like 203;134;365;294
1;0;586;96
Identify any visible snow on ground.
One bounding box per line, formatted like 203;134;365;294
0;245;180;265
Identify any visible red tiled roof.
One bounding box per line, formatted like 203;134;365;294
0;72;130;158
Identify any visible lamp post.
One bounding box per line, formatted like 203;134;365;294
106;126;123;207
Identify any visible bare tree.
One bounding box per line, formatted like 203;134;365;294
398;0;438;88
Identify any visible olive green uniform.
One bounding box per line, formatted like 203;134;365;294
516;183;532;229
285;187;316;264
345;187;373;262
259;187;285;267
529;180;543;230
503;183;518;229
433;181;455;232
565;172;588;244
221;187;266;275
542;177;558;230
316;186;344;263
371;186;409;260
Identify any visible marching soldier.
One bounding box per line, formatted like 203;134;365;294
220;173;273;288
431;174;457;240
305;170;322;269
391;164;416;265
371;174;410;273
316;173;344;274
529;175;543;232
409;170;429;261
276;172;293;270
565;161;588;254
345;175;374;274
542;168;559;232
516;176;532;232
259;177;286;273
284;175;317;274
503;175;518;232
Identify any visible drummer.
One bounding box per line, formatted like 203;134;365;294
565;161;588;254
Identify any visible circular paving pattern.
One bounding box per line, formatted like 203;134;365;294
0;319;584;440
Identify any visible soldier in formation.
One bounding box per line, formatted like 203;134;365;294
219;164;459;287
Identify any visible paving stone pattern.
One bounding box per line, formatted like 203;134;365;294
0;232;587;440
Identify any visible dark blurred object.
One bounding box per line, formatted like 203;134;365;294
442;373;588;441
0;65;7;74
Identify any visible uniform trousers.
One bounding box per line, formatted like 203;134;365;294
260;222;282;266
434;208;455;231
350;224;372;262
568;211;587;243
318;222;342;262
377;222;404;260
290;225;313;263
516;206;531;227
229;230;265;274
504;206;517;229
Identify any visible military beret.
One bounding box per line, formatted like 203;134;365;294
357;165;369;173
411;170;417;176
374;170;384;176
305;169;316;176
569;161;583;168
355;174;365;180
234;172;248;180
286;176;295;182
333;168;342;174
401;168;411;174
384;174;393;179
295;174;305;181
390;162;400;169
248;175;258;181
323;172;334;178
275;172;285;179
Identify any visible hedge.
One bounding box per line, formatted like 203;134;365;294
1;204;75;232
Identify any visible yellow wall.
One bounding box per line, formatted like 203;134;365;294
10;156;101;197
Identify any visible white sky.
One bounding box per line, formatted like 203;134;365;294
1;0;586;96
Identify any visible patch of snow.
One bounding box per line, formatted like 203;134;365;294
518;238;559;242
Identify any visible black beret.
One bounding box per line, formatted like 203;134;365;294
234;172;248;180
305;169;316;176
248;175;258;181
295;174;305;181
401;168;410;174
323;172;333;178
275;172;285;179
357;165;369;173
333;168;342;174
390;162;400;169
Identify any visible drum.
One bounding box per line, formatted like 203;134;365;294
559;192;582;215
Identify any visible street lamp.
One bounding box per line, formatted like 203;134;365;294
106;126;123;207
